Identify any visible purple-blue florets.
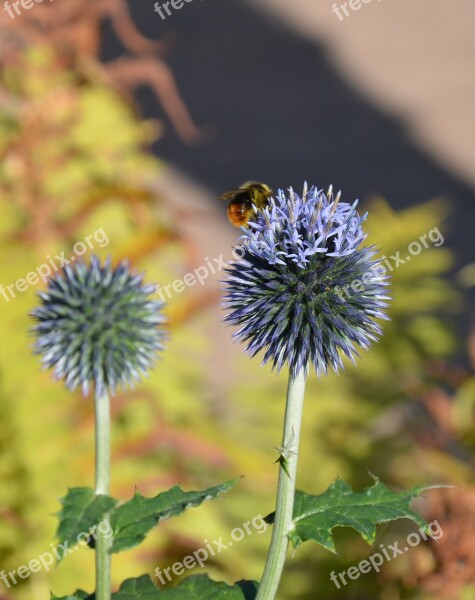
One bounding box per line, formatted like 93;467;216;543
223;185;390;377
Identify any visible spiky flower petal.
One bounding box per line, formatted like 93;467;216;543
31;256;165;397
223;185;390;376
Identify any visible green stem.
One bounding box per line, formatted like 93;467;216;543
256;369;307;600
94;391;111;600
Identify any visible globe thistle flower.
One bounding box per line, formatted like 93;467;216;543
31;256;165;397
223;184;390;377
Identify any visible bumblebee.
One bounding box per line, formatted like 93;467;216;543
219;181;273;227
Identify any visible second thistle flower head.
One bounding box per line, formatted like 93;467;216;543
223;184;390;377
31;256;165;397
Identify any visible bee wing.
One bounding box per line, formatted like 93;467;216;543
219;189;242;201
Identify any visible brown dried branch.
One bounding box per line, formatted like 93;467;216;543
102;0;168;56
0;0;202;143
107;56;205;144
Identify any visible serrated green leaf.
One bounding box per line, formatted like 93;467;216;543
50;591;90;600
56;487;118;554
111;575;158;599
114;575;257;599
288;477;435;552
110;478;240;553
51;575;258;600
150;575;258;599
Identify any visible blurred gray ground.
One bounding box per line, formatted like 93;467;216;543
104;1;475;335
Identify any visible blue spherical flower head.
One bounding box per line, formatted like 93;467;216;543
31;256;166;397
223;184;390;377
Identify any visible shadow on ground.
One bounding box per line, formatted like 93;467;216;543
102;0;475;306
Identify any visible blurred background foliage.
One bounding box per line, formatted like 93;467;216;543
0;3;474;600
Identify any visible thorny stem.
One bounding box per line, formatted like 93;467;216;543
256;369;307;600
